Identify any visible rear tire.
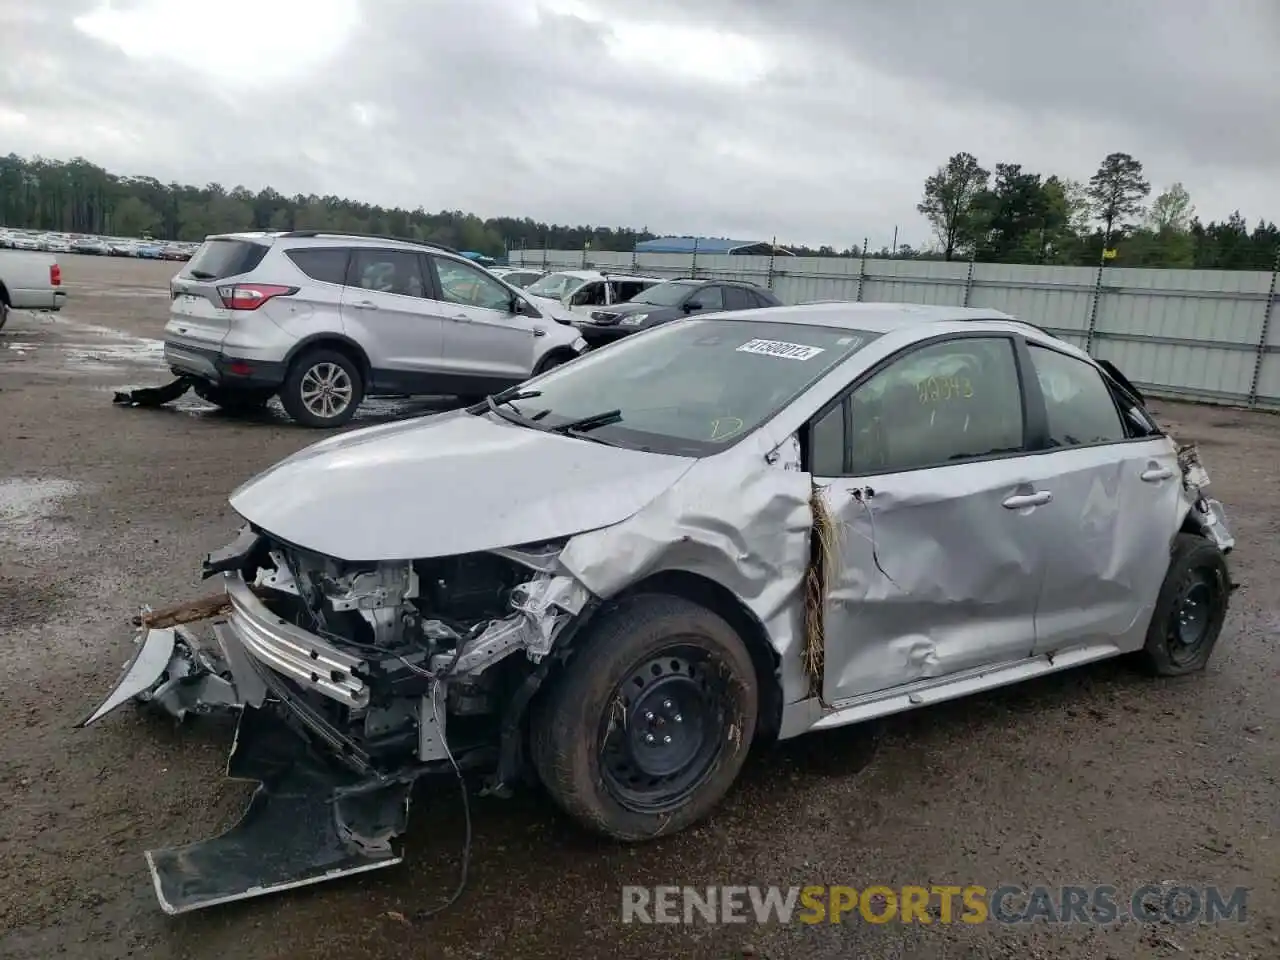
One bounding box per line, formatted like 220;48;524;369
0;299;8;332
1139;533;1230;676
280;349;364;427
531;594;758;841
192;382;273;414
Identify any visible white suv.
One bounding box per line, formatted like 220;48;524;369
163;231;588;426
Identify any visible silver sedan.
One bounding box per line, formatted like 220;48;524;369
86;302;1234;914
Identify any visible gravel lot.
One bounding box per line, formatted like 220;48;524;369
1;256;1278;960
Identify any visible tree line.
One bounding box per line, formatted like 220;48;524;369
916;151;1279;270
0;152;1276;270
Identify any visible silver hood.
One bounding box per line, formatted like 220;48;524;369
228;409;696;562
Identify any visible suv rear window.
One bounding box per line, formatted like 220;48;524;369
286;247;349;284
183;239;268;280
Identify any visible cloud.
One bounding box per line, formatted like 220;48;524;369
0;0;1276;248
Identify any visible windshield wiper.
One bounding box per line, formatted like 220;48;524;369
548;409;623;435
484;389;545;428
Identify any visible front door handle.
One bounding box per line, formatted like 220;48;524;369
1003;491;1052;509
532;327;546;337
352;299;378;310
452;313;472;323
1141;467;1175;482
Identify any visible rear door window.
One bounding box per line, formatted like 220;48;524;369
1027;344;1127;447
348;249;428;298
183;239;268;280
286;247;350;284
723;286;754;310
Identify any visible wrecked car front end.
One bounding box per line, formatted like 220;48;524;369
85;525;601;913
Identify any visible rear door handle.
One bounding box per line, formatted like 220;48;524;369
1141;467;1175;482
532;327;546;337
452;313;472;323
1003;491;1052;509
352;299;378;310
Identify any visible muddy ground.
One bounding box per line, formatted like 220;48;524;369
1;255;1277;959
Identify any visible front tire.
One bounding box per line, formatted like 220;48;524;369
532;595;758;841
533;350;575;375
0;300;8;331
1139;532;1230;676
280;349;364;427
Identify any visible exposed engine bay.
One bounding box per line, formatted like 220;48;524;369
207;527;596;775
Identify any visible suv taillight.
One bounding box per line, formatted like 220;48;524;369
216;283;297;310
50;264;61;286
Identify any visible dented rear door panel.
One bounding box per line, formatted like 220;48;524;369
1029;438;1184;655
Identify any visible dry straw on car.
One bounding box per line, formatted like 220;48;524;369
803;484;841;704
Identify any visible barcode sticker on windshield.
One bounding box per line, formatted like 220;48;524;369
737;339;825;361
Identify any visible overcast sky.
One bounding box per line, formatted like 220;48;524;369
2;0;1277;248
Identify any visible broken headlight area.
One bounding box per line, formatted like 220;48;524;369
82;528;594;915
232;537;593;772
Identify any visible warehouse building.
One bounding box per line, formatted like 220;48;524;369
634;236;795;256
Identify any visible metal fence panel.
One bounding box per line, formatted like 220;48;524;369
967;264;1097;336
506;249;1280;410
861;259;969;306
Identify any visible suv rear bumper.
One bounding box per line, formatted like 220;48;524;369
164;341;287;390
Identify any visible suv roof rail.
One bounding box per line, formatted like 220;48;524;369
276;230;461;256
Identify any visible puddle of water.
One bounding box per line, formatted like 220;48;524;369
0;477;82;551
64;339;166;371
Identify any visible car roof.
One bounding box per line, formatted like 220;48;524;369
728;301;1019;332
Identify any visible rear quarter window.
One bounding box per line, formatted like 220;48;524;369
286;247;350;284
183;239;268;280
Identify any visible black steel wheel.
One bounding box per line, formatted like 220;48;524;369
1140;532;1230;676
599;647;727;814
532;595;758;840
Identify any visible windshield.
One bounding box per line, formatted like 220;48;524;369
525;272;589;300
495;319;880;456
629;280;699;307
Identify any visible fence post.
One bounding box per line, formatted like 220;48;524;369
690;237;699;279
1246;249;1280;409
1083;261;1106;355
766;236;777;290
962;255;976;307
631;243;638;274
856;238;868;302
581;240;589;269
541;237;548;271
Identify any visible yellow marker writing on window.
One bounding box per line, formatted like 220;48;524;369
709;417;745;441
917;376;974;403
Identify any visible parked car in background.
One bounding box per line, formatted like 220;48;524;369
162;230;587;426
0;249;66;329
576;278;783;347
136;243;164;259
109;241;136;257
525;269;664;314
12;235;41;252
162;243;191;261
72;238;111;256
86;302;1235;915
489;266;545;289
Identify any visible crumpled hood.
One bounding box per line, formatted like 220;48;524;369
229;409;696;562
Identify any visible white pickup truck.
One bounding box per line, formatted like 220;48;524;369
0;250;66;330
